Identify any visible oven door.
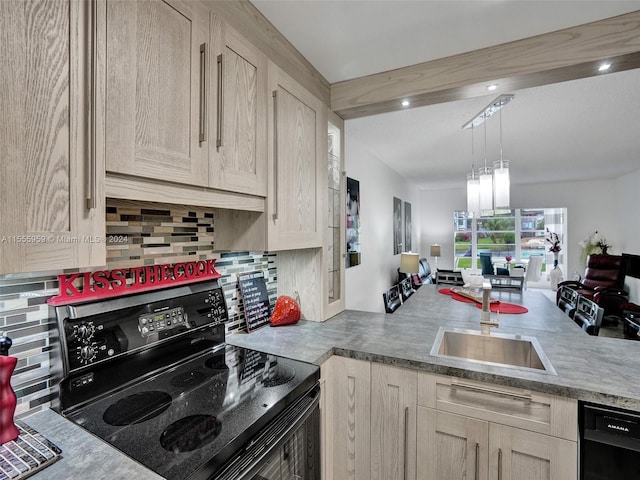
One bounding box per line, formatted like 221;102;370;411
215;383;320;480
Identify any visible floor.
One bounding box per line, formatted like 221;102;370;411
530;287;625;339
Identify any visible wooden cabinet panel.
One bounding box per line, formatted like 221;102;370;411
106;0;208;186
418;372;578;441
1;0;105;274
267;63;324;250
417;407;488;480
322;356;371;480
489;423;577;480
371;364;417;480
209;22;267;196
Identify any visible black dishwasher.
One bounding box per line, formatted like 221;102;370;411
580;402;640;479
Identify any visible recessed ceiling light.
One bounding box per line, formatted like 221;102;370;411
401;99;410;107
598;63;611;72
487;84;498;91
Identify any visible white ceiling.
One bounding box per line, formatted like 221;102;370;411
251;1;640;189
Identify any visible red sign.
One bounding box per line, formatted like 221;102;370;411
47;260;221;306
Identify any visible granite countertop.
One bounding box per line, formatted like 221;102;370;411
227;285;640;410
21;409;162;480
20;285;640;479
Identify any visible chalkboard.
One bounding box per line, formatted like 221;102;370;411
238;271;271;331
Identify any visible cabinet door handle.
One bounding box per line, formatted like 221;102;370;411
451;381;532;403
199;43;206;143
272;90;279;220
216;53;224;148
86;0;97;210
403;406;409;480
475;442;479;480
497;448;503;480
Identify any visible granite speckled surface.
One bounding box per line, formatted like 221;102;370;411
227;285;640;410
20;285;640;479
22;409;162;480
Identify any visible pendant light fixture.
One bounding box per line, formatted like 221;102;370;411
462;94;514;216
466;126;479;217
493;103;510;209
479;118;493;214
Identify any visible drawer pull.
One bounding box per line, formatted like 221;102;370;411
216;53;224;148
404;406;409;480
272;90;279;220
475;442;479;480
451;381;532;403
199;43;207;144
87;0;97;210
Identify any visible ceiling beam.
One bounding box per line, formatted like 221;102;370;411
331;11;640;119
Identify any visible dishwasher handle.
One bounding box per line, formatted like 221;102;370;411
583;403;640;453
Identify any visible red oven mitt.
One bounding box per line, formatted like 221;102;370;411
270;296;301;326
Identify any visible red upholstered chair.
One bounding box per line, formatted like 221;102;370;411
556;254;628;320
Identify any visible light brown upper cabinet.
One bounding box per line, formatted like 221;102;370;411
266;63;325;250
208;19;267;196
105;0;209;186
1;0;106;275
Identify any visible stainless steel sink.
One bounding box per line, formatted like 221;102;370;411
430;327;556;375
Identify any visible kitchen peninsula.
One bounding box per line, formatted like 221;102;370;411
20;284;640;480
228;286;640;409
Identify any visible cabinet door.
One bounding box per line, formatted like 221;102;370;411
323;356;371;480
417;407;488;480
0;0;105;274
489;423;577;480
371;364;417;480
325;113;345;318
267;63;324;250
106;0;208;186
209;21;267;196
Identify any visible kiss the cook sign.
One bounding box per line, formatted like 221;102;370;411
47;260;220;306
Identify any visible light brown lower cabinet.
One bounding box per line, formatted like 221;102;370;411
321;361;578;480
321;356;371;480
416;407;577;480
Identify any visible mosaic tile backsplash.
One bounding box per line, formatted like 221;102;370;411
0;200;277;418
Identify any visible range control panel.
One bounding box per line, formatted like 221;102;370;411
138;306;186;337
58;282;229;373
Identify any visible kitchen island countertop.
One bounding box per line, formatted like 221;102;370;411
21;285;640;479
227;285;640;410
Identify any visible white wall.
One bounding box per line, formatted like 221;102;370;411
345;136;640;311
420;178;625;280
344;135;421;313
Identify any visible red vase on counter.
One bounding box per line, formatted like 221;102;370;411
0;334;19;444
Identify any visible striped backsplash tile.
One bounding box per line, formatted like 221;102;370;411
0;199;277;418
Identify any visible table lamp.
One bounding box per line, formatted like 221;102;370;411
399;252;420;279
430;244;441;272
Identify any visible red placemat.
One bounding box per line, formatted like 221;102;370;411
438;288;528;314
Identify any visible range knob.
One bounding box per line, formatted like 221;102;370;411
76;322;95;340
79;345;96;362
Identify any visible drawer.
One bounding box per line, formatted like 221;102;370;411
418;372;577;441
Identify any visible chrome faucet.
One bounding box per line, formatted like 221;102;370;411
480;281;499;335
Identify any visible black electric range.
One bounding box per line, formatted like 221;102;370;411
53;280;320;480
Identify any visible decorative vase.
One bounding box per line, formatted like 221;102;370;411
0;335;19;444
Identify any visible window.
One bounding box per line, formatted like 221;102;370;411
454;208;565;273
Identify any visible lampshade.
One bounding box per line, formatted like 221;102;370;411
466;171;480;215
493;159;510;209
399;252;420;274
430;245;441;258
478;166;493;212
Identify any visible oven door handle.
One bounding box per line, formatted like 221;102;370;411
215;383;320;480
